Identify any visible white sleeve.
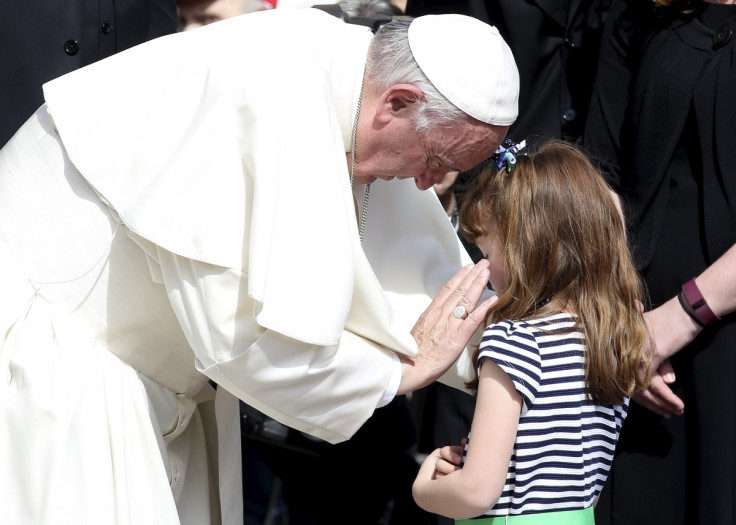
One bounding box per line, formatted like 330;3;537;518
154;245;398;444
377;351;402;408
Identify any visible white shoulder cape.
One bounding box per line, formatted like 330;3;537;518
43;8;474;363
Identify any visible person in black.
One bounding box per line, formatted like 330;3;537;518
584;1;736;523
1;1;177;148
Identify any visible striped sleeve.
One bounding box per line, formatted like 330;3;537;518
478;321;542;411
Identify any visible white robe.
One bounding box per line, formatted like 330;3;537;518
0;8;477;525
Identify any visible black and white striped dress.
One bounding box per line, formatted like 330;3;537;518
470;312;627;516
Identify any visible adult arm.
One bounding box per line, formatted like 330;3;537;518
635;244;736;417
153;243;493;444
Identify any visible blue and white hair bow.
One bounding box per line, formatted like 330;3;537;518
489;139;527;173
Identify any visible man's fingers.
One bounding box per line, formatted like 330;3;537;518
448;263;491;322
455;294;498;339
436;264;477;304
460;262;491;309
438;260;491;307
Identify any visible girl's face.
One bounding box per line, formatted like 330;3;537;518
474;229;507;293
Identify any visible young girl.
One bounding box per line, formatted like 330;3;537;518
413;139;651;523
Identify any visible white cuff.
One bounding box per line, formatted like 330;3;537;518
376;351;402;408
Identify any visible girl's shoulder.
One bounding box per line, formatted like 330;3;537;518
520;311;578;331
479;313;579;360
487;312;577;336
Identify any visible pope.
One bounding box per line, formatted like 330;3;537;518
0;8;518;525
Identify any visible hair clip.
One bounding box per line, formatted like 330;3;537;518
489;139;527;173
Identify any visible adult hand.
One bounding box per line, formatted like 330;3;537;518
633;358;681;418
633;297;698;418
398;260;496;394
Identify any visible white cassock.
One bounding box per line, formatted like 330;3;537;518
0;8;478;525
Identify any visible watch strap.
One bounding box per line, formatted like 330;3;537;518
681;278;721;327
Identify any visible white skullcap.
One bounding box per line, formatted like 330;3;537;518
408;14;519;126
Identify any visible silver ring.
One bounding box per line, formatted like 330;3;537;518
453;305;468;319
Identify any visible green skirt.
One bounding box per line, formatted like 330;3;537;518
455;506;594;525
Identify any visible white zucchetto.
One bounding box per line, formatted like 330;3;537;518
408;14;519;126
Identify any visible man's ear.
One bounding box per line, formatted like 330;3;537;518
375;84;424;123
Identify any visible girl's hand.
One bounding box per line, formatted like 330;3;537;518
416;448;443;483
434;443;466;477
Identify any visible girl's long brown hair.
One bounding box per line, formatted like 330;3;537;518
460;140;650;405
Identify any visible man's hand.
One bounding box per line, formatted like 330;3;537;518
399;260;496;394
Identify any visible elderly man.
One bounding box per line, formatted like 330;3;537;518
0;8;518;525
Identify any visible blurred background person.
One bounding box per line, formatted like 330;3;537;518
267;0;405;12
1;1;177;148
177;0;274;31
339;0;403;17
176;0;403;32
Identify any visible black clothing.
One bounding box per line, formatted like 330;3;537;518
585;2;736;271
1;1;177;147
584;3;736;524
242;396;430;525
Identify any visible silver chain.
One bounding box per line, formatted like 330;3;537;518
359;184;370;243
350;80;370;244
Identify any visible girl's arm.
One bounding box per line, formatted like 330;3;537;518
412;359;521;519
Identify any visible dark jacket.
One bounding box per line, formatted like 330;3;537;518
584;2;736;270
1;1;177;147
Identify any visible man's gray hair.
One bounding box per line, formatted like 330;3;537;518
365;18;471;134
